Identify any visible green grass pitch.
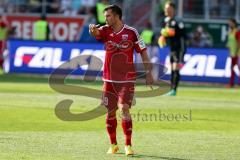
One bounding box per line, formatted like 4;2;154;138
0;74;240;160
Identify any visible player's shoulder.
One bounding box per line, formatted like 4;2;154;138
165;17;184;28
164;17;177;27
124;24;140;36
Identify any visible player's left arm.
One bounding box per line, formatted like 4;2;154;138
140;50;154;88
178;21;187;64
134;29;154;87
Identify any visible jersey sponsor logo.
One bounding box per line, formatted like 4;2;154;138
105;40;133;52
122;34;128;40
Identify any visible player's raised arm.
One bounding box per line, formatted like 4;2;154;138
140;50;154;88
89;24;100;37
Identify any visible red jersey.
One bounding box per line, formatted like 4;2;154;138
235;30;240;42
97;24;146;82
0;18;8;29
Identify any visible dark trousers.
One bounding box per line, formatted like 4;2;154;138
229;56;239;86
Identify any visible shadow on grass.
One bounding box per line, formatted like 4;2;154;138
0;73;49;83
115;152;189;160
0;73;103;85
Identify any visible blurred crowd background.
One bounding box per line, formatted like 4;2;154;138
0;0;239;48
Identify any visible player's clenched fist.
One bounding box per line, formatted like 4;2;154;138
89;24;100;37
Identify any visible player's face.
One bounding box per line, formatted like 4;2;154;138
104;9;117;26
164;4;174;17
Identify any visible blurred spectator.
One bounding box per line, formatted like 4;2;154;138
94;0;109;26
77;0;95;14
0;1;6;14
85;6;97;24
226;19;240;87
33;14;50;41
29;0;42;13
81;0;96;8
236;30;240;86
141;21;155;46
189;25;213;48
61;0;72;11
61;0;80;15
6;2;15;13
16;0;28;13
29;0;60;14
209;0;220;18
183;0;203;18
71;0;82;15
46;0;61;13
61;0;82;16
210;0;235;19
3;0;29;13
219;0;235;18
0;14;10;68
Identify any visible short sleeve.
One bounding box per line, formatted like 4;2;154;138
133;30;147;53
96;26;108;42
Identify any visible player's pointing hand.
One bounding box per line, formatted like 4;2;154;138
89;24;100;37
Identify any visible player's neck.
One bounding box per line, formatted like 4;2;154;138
112;21;124;33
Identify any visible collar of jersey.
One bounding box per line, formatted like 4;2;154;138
111;24;125;35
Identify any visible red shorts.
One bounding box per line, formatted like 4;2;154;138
102;82;135;112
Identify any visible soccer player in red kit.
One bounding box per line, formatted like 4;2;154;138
89;5;153;155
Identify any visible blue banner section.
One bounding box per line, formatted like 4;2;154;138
4;40;238;84
5;39;105;75
159;47;238;84
79;25;98;43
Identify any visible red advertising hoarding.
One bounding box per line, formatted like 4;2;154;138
6;14;87;41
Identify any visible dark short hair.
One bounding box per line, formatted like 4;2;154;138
229;18;237;27
166;1;176;9
104;5;122;19
41;14;46;20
